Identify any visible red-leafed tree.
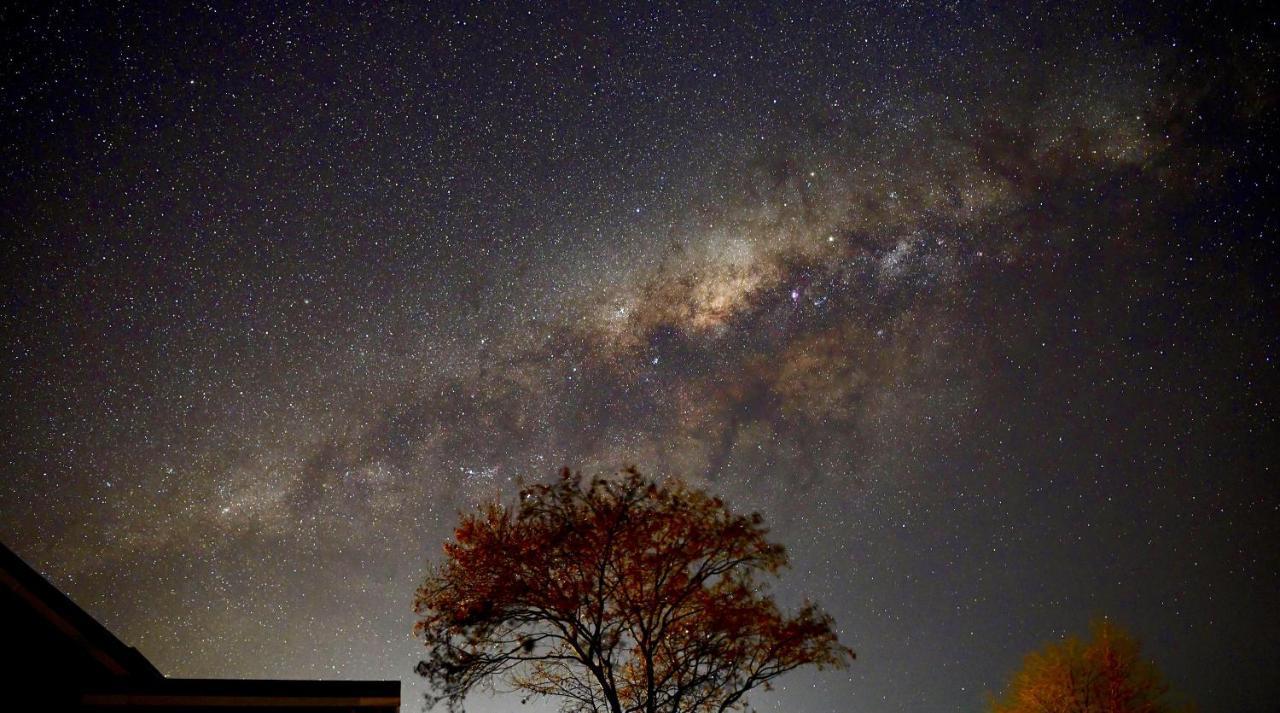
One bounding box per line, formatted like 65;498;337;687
413;467;854;713
989;620;1191;713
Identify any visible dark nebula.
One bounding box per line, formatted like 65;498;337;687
2;2;1276;711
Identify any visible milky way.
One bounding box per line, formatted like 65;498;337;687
2;3;1277;712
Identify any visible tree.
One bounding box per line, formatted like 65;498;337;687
989;620;1190;713
413;467;854;712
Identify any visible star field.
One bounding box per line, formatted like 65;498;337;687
2;2;1277;712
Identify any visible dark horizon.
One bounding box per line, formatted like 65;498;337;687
2;2;1277;712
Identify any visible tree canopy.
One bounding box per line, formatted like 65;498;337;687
989;620;1190;713
413;467;854;712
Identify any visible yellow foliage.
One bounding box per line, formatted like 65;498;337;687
989;620;1191;713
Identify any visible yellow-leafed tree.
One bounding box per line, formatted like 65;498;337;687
990;620;1190;713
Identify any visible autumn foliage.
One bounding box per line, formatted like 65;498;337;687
989;620;1189;713
413;467;854;712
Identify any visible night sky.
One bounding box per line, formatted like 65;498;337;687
2;2;1277;712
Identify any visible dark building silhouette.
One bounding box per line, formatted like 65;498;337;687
1;541;399;711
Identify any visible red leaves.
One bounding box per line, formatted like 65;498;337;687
413;468;854;712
